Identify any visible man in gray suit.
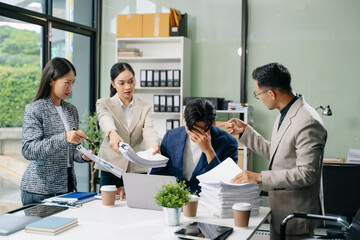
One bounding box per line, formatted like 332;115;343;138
221;63;327;239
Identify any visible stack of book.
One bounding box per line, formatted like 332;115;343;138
197;158;261;218
25;216;78;235
117;48;140;57
348;148;360;164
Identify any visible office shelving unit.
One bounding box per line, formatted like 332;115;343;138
116;37;191;138
216;106;254;170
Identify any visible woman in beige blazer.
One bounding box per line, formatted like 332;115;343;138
96;63;160;194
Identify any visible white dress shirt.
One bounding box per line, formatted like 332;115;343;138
117;94;133;130
182;136;202;180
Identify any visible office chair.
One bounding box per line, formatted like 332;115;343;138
280;207;360;240
280;163;360;240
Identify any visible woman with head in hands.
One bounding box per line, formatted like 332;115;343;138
96;62;160;199
21;57;92;205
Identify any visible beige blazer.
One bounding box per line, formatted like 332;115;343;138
240;95;327;237
95;95;160;173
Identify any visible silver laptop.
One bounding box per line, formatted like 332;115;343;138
0;204;69;235
123;173;176;211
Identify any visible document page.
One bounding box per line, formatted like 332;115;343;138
196;158;242;184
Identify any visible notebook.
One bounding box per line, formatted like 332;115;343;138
54;192;97;202
25;216;78;235
123;173;176;210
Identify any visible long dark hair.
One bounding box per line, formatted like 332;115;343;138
33;57;76;102
110;62;135;97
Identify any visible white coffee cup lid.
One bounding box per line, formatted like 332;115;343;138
189;195;199;202
100;185;117;192
232;202;252;211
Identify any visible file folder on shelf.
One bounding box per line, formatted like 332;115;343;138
153;95;160;112
167;70;173;87
153;70;160;87
119;143;168;168
173;119;180;128
160;95;166;112
160;70;167;87
146;70;153;87
166;119;173;131
173;95;180;112
173;69;180;87
166;95;173;112
140;70;146;87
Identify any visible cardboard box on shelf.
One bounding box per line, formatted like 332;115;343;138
237;149;249;170
117;14;143;38
143;13;170;37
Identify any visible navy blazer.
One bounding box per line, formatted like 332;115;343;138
151;126;238;194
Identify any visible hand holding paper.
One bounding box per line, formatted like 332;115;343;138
119;143;168;168
76;145;123;178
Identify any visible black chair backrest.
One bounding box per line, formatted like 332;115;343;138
323;163;360;222
349;208;360;240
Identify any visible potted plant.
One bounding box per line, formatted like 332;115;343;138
154;181;191;226
80;111;104;192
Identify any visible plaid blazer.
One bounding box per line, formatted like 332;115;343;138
20;97;86;195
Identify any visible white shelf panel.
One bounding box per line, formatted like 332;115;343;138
151;112;181;116
117;37;184;43
117;57;181;62
135;87;181;94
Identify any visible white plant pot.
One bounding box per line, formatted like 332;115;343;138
162;207;181;226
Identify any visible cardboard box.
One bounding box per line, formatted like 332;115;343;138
237;149;249;170
143;13;170;37
117;14;143;38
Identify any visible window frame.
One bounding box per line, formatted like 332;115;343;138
0;1;101;112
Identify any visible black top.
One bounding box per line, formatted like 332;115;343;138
278;94;299;130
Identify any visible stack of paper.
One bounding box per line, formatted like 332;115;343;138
119;143;168;168
197;158;261;218
347;148;360;164
117;48;140;57
25;216;78;235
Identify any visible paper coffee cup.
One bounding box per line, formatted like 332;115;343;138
183;195;199;218
232;202;251;228
100;185;117;207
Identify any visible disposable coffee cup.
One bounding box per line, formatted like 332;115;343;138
100;185;117;207
183;195;199;218
232;202;251;228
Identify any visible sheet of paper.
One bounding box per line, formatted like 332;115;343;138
196;158;242;184
136;147;169;161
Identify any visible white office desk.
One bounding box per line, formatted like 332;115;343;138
5;200;270;240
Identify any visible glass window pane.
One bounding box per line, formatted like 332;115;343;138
0;16;42;213
51;28;91;191
0;17;42;127
53;0;93;27
1;0;43;13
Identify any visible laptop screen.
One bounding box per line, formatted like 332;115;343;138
123;173;176;211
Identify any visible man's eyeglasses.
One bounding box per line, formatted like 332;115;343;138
253;89;270;100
